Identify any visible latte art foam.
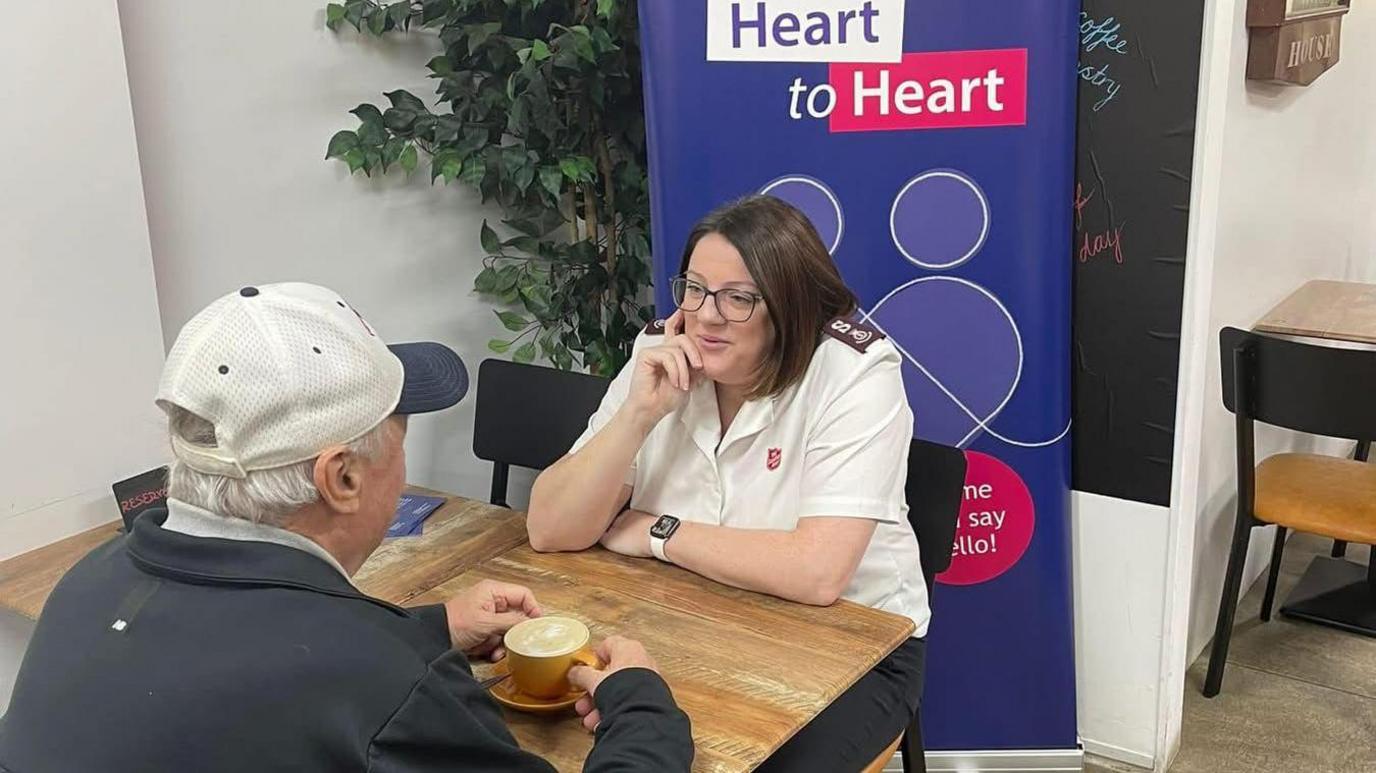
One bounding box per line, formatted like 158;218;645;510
505;617;587;657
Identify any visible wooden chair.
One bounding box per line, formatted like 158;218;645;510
1203;328;1376;697
471;359;610;506
864;439;968;773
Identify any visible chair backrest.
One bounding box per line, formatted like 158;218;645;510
473;359;610;504
904;438;968;596
1220;327;1376;441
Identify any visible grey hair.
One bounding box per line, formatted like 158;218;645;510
165;406;390;527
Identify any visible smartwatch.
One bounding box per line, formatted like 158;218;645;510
648;514;681;562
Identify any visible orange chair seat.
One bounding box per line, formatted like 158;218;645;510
860;733;904;773
1254;453;1376;543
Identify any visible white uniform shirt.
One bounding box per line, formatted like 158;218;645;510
571;322;930;637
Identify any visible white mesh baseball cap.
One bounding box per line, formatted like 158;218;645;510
156;282;467;478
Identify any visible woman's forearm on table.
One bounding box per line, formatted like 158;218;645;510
663;518;873;606
527;407;652;552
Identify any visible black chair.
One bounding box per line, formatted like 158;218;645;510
1203;328;1376;697
898;438;968;773
472;359;610;506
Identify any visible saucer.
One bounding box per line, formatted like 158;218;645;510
485;660;585;714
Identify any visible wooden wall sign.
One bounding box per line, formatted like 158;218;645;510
1247;0;1350;85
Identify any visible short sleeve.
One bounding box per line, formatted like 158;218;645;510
797;345;913;523
566;335;647;486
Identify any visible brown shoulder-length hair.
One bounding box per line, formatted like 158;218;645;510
678;195;858;399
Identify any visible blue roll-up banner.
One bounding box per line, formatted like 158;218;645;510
639;0;1079;756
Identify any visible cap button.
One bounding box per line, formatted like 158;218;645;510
239;286;259;297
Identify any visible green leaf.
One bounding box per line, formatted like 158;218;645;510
460;155;486;186
368;8;388;35
513;163;535;193
385;90;427;113
505;235;541;254
480;220;501;254
487;338;513;354
456;128;489;157
357;119;387;147
437;153;463;183
505;218;545;238
496;310;530;331
495;265;521;292
386;2;411;30
433;114;463;143
382;138;406;169
591;27;616;53
342;147;366;174
559;157;581;181
325;130;359;159
468;21;502;55
552;344;573;370
363;147;383;175
539;166;563;197
382;107;417;134
399;144;418;174
427;55;453;76
575;37;597;63
421;0;449;25
530;39;551;61
350;103;384;126
344;0;367;30
474;266;499;293
596;0;615;18
326;3;347;30
513;342;537;364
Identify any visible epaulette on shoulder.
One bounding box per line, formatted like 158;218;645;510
644;318;668;335
823;316;884;353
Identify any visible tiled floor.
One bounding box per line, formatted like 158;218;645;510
1087;533;1376;773
1169;533;1376;773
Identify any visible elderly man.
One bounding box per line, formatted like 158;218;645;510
0;283;693;772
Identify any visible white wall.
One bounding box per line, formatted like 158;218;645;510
116;0;532;505
1157;0;1376;766
1072;493;1168;769
0;0;167;709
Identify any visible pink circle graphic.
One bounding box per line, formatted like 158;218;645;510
936;451;1035;586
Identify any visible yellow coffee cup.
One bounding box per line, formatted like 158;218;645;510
503;616;600;699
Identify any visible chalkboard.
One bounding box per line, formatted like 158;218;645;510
1072;3;1205;505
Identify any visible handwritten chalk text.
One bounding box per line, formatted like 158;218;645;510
1077;12;1128;112
1077;225;1125;265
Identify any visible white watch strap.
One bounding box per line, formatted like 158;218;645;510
649;531;670;562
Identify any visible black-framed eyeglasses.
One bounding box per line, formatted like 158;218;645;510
671;275;763;322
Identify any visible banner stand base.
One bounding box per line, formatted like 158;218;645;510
885;747;1085;772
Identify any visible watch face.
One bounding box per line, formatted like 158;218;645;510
651;515;681;540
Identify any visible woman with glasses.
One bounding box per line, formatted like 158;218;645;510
527;195;926;772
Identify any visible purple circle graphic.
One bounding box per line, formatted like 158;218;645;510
760;175;843;254
869;277;1021;447
890;170;989;270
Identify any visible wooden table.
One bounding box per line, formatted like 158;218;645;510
0;493;915;772
1255;279;1376;346
1254;280;1376;637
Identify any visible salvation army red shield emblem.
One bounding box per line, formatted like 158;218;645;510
766;448;782;471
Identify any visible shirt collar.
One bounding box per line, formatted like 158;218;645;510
162;498;352;582
680;382;777;457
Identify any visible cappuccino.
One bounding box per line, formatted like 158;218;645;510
504;617;588;657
